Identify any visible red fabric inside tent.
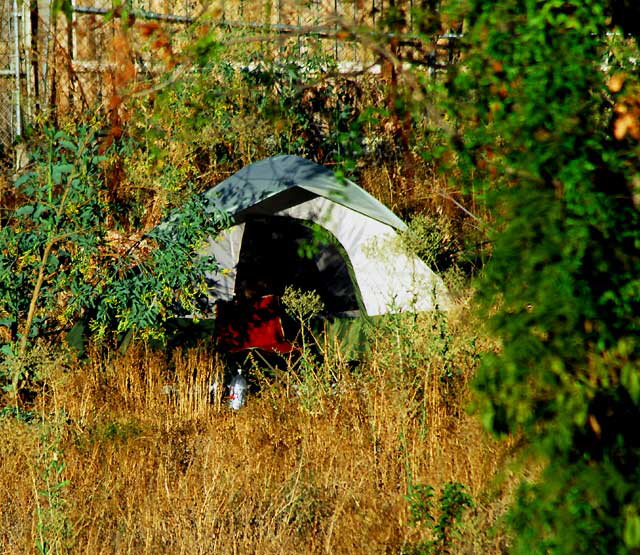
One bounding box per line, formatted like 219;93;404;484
216;295;294;353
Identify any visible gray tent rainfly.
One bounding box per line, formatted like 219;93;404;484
197;155;450;324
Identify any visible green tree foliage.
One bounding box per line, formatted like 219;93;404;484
1;128;108;357
0;127;227;394
445;0;640;552
119;39;369;196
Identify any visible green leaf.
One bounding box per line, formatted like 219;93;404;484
14;172;36;188
621;363;640;404
624;510;640;548
15;205;34;217
59;140;78;154
51;163;75;185
46;254;60;274
33;203;49;219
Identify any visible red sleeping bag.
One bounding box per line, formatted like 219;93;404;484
216;295;295;354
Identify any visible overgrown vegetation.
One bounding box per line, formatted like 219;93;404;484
0;310;508;553
444;0;640;553
1;0;639;552
0;126;228;399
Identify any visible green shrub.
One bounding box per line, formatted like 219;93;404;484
0;127;228;395
445;0;640;552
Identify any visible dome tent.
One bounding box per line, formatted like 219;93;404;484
180;155;451;353
64;156;450;358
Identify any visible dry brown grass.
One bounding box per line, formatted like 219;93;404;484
0;308;515;554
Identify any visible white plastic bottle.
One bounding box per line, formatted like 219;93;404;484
228;369;248;410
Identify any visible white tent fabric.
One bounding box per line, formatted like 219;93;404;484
199;223;245;303
171;156;452;318
276;197;450;315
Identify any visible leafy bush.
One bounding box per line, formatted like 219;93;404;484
445;0;640;552
0;127;228;395
0;127;109;367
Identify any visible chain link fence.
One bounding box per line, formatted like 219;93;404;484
0;0;22;152
0;0;458;167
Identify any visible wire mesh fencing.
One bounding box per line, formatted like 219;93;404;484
0;0;459;166
0;0;21;152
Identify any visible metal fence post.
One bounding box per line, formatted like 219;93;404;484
12;0;21;138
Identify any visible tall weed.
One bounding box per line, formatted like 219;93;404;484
0;307;512;554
